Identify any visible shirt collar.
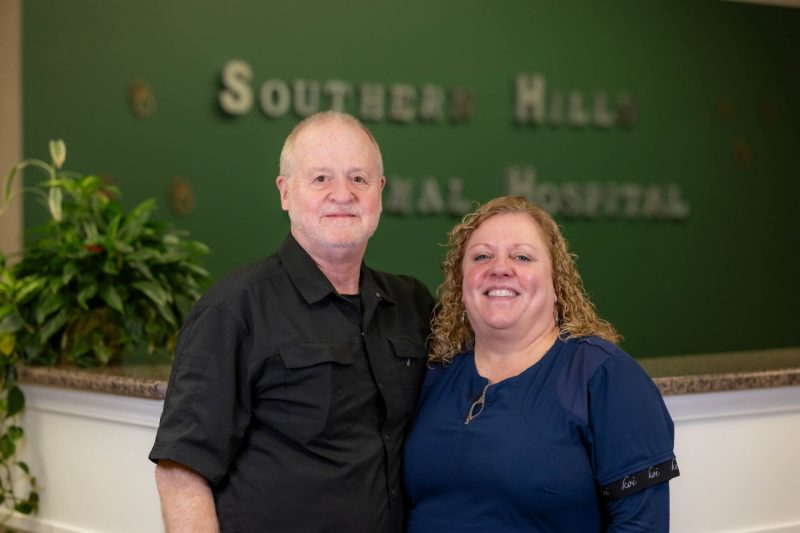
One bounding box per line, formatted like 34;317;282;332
277;234;396;306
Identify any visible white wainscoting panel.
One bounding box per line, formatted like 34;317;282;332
9;382;800;532
668;386;800;533
12;384;165;533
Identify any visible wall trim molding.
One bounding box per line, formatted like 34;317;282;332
21;383;164;429
665;385;800;423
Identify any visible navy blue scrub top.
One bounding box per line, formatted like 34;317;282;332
403;336;679;532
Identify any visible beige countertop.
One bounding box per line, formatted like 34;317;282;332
17;346;800;400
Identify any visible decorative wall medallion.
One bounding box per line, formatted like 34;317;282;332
716;96;734;123
169;176;195;215
128;80;157;119
733;138;752;167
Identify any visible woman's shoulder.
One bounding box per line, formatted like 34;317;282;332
560;336;659;401
556;336;647;419
559;335;626;375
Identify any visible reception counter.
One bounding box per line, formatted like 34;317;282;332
17;345;800;398
12;346;800;533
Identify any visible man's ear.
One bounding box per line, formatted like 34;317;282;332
276;175;290;211
379;175;386;192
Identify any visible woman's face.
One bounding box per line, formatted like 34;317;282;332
461;212;557;342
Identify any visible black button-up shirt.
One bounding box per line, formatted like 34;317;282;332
150;235;433;533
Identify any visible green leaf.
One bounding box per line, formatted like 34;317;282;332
0;313;23;334
83;220;100;242
156;303;177;327
119;198;156;243
16;460;30;474
70;333;91;358
0;332;15;356
102;257;119;275
6;386;24;417
130;261;154;280
20;334;43;362
132;280;171;307
113;241;134;254
0;268;12;288
7;425;23;440
184;262;210;278
77;284;97;309
99;285;124;313
105;213;123;245
35;291;65;325
15;502;33;515
92;340;114;365
39;307;68;345
47;274;65;292
0;435;14;459
16;276;48;303
185;240;210;256
126;248;157;263
62;261;79;285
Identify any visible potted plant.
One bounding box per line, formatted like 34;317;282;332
0;140;210;521
1;140;211;367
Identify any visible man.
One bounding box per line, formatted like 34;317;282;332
150;111;433;532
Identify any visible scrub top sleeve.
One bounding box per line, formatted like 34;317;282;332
605;482;670;533
587;353;678;496
149;305;252;486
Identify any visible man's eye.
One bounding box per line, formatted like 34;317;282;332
314;175;328;183
352;175;369;187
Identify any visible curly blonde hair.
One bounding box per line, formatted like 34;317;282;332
429;196;620;364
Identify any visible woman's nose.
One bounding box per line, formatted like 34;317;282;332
489;256;512;277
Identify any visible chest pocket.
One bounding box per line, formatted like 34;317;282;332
388;336;427;396
278;343;359;441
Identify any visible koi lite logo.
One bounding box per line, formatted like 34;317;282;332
621;476;638;491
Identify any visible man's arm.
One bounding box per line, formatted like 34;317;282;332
155;460;220;533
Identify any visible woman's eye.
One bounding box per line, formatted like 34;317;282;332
514;255;532;262
474;253;490;261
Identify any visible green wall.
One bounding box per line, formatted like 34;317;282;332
21;0;800;357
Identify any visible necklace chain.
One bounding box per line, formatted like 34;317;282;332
464;383;491;425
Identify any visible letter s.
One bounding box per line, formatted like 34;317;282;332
219;60;253;115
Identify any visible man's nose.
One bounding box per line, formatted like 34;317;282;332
329;176;356;202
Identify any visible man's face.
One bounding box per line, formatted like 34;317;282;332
276;120;385;258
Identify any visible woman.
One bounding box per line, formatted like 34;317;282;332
403;196;678;532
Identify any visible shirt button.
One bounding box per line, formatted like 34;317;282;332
378;383;383;389
375;292;381;299
390;489;397;497
361;331;365;336
384;433;390;441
